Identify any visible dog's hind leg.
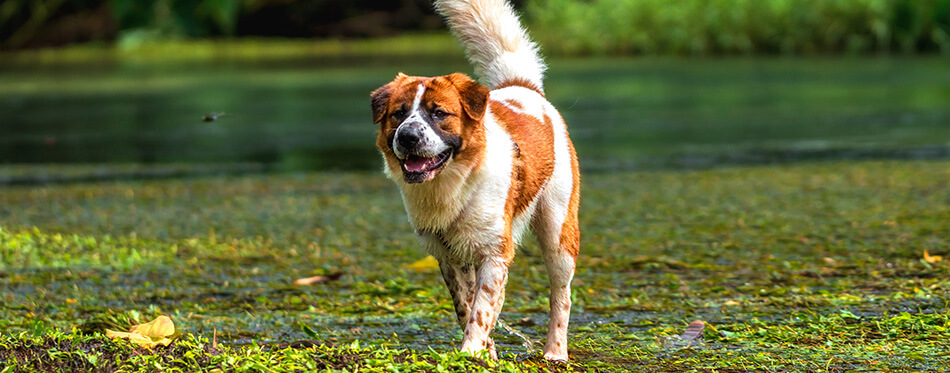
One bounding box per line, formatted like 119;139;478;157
532;179;579;362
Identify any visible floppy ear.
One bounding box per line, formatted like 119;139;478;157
446;73;490;121
370;83;393;124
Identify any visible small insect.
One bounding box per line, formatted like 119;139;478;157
201;113;233;122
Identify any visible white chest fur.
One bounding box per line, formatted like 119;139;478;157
400;110;515;262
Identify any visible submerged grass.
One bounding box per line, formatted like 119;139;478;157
1;160;949;371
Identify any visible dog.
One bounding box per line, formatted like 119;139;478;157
370;0;579;361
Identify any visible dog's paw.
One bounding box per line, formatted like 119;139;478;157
542;351;568;363
461;344;498;361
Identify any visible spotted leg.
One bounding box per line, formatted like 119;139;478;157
459;257;509;360
439;261;475;328
439;260;499;356
540;245;575;361
533;194;579;362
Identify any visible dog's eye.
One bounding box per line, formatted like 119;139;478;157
432;109;448;120
391;109;407;119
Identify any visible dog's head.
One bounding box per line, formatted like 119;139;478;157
371;73;490;184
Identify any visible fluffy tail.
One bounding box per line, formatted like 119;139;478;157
434;0;546;92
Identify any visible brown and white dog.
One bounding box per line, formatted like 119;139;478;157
370;0;579;361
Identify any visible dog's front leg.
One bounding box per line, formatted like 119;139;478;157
459;257;509;359
439;261;477;330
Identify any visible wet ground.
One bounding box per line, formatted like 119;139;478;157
1;43;949;370
2;161;949;371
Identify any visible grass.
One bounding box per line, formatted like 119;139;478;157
0;33;463;68
526;0;950;55
1;160;949;371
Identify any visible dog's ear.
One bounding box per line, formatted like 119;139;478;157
371;73;410;124
370;83;393;124
446;73;489;122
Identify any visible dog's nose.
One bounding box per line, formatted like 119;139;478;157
396;127;422;150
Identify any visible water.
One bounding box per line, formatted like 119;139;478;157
1;55;947;173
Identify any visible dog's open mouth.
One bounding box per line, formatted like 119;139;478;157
401;149;453;183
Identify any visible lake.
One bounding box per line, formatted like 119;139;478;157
1;53;947;175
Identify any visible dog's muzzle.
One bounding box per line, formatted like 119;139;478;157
393;121;454;183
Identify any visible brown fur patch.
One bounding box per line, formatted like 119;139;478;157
496;77;545;97
490;101;555;251
501;99;524;111
559;132;581;258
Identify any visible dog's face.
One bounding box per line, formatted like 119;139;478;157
372;73;490;184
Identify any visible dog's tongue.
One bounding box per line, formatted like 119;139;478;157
405;155;437;172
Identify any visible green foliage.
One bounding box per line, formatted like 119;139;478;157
526;0;950;55
0;331;538;372
109;0;242;47
0;227;169;270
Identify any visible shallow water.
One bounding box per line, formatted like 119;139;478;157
1;56;947;172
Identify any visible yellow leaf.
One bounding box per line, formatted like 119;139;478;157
130;315;175;338
407;256;439;272
106;329;152;344
923;250;942;264
107;315;177;348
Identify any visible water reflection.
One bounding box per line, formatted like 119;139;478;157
0;57;947;172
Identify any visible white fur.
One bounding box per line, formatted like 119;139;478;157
490;86;546;120
412;110;515;263
527;98;575;362
509;198;538;247
538;102;573;235
435;0;546;91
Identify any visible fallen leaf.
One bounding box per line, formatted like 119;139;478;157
293;271;344;285
407;255;439;272
106;315;177;348
923;250;942;264
105;330;155;345
659;320;707;349
130;315;175;336
680;320;705;341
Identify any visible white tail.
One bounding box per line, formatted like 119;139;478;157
434;0;546;92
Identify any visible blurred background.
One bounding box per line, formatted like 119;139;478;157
1;0;948;181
